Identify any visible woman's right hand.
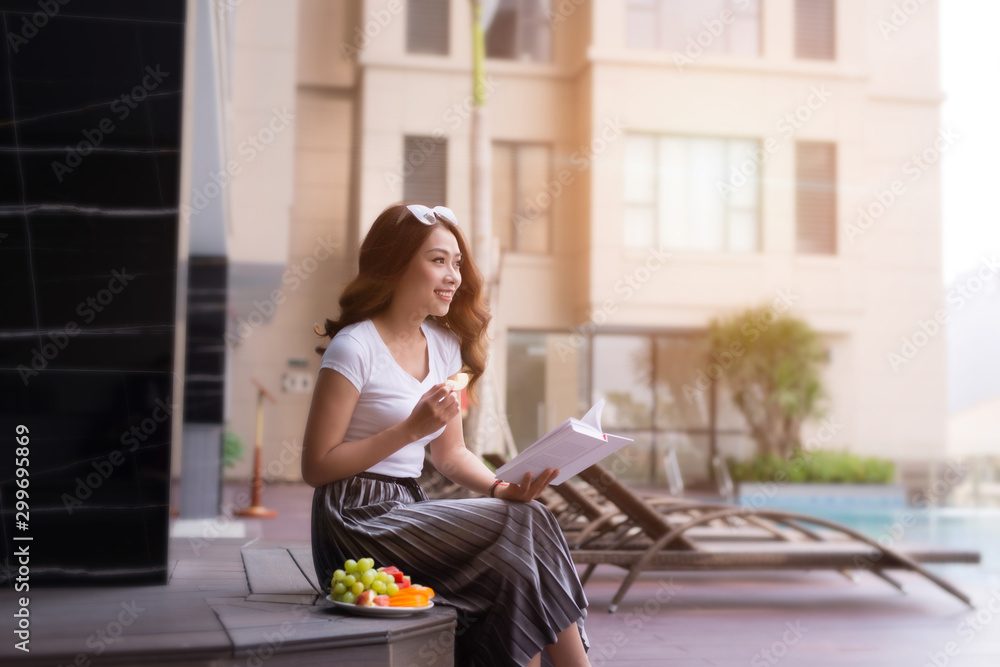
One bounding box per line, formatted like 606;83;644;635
405;384;461;441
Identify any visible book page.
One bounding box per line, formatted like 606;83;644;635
493;400;632;486
549;434;633;484
580;399;605;432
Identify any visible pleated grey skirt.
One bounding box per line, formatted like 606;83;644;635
311;472;589;667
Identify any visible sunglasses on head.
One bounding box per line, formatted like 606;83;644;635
403;204;458;226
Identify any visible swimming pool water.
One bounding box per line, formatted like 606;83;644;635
738;502;1000;572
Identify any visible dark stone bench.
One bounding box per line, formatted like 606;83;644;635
0;537;456;667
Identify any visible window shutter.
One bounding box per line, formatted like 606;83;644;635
407;0;449;55
795;141;837;254
403;136;447;204
795;0;836;60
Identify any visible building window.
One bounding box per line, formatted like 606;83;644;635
626;0;760;57
493;142;552;254
486;0;552;62
795;141;837;254
505;330;753;487
407;0;449;55
506;332;590;450
624;134;760;252
795;0;835;60
403;136;447;204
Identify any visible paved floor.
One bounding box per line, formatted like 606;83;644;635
165;481;1000;666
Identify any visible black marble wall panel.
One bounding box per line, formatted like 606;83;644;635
0;1;186;585
185;256;227;423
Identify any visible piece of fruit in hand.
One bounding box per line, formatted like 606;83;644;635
445;372;469;392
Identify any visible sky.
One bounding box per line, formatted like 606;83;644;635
940;0;1000;285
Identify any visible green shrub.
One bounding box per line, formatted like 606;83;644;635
223;429;245;469
727;450;895;484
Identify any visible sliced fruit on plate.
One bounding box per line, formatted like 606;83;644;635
388;585;436;607
389;593;431;607
378;566;406;583
329;558;440;607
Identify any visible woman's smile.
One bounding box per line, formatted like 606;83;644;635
434;288;455;302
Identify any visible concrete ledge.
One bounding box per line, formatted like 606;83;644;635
0;538;455;667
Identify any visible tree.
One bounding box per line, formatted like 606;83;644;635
707;307;827;459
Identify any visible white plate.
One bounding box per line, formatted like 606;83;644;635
325;595;434;617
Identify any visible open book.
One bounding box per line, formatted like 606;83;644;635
494;399;633;486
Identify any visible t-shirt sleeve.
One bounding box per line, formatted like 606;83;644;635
319;332;368;392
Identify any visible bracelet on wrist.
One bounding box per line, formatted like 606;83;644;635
489;480;506;498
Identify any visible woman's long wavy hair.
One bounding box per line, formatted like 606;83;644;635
314;202;491;401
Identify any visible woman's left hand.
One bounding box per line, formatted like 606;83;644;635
494;469;559;502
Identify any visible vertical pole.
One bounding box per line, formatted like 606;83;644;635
236;379;277;518
468;0;499;455
709;375;718;484
251;389;264;507
471;0;491;276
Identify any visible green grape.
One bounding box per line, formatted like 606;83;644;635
344;559;359;573
371;580;387;594
351;581;365;596
361;570;376;587
333;582;347;596
360;557;375;572
333;569;346;582
343;574;357;588
341;591;356;605
386;582;399;596
378;572;393;584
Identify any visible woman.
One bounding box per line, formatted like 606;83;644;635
302;202;590;667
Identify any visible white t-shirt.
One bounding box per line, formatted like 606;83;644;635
319;318;464;478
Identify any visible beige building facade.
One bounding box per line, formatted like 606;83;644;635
201;0;948;489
